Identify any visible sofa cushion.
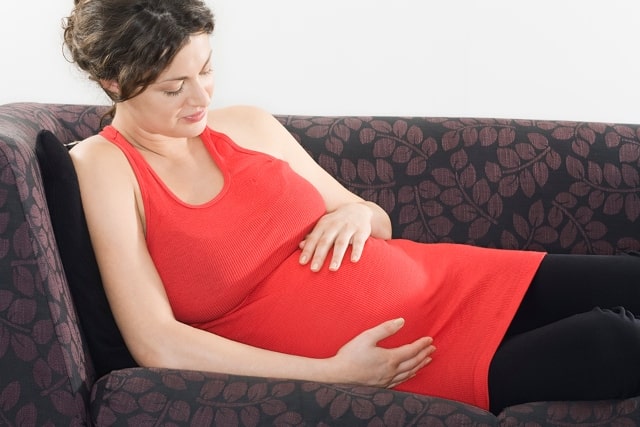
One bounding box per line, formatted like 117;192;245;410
498;399;640;425
35;129;137;377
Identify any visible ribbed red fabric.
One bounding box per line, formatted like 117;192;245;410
101;125;545;410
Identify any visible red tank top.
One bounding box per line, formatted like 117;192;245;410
101;125;545;410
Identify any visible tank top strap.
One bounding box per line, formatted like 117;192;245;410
99;125;152;173
198;126;254;167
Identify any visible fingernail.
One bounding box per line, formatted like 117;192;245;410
299;255;307;264
394;318;405;327
330;262;338;270
311;262;319;271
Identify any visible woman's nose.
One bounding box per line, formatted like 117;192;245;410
190;79;212;105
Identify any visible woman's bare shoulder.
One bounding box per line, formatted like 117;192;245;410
206;105;290;155
70;133;112;157
69;133;136;190
70;133;126;168
207;104;270;127
207;105;274;134
68;132;144;229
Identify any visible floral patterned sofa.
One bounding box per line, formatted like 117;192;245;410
1;102;639;426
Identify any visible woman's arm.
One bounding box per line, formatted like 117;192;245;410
70;137;434;387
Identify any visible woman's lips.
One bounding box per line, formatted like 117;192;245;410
183;110;207;123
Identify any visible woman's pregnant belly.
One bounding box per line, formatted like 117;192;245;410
199;238;445;358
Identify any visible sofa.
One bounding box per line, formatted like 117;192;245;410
0;102;639;426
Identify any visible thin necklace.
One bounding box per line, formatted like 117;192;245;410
119;129;167;158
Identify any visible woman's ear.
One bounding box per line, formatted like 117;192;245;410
100;79;120;96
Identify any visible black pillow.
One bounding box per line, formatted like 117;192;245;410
35;129;137;377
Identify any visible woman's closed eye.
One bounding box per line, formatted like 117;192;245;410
164;83;185;97
163;69;211;97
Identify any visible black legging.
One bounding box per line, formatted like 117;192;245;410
488;253;640;414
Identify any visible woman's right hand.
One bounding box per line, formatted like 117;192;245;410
330;318;435;389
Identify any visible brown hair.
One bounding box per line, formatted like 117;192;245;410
63;0;214;116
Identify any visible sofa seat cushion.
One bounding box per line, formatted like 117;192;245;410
497;398;640;425
90;368;497;426
35;129;137;377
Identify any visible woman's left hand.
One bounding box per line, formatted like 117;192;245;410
299;202;373;272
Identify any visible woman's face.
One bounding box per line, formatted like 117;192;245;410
119;33;214;138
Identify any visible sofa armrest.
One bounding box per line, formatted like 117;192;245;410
91;368;497;426
0;102;113;425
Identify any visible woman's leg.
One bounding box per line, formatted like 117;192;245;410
489;306;640;414
505;253;640;337
488;253;640;413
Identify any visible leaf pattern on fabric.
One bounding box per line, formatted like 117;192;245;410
91;370;498;426
280;115;640;254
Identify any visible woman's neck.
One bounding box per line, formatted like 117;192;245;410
110;116;190;158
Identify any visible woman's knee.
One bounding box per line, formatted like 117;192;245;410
589;307;640;356
585;307;640;397
489;306;640;413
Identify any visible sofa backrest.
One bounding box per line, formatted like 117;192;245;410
279;116;640;254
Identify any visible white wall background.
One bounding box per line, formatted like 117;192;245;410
1;1;639;123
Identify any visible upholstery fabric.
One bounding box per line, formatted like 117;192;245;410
0;104;99;426
91;368;497;426
0;102;639;426
498;400;640;426
278;116;640;254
